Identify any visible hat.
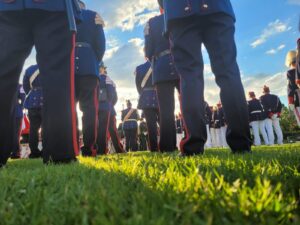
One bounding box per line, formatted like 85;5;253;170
248;91;255;98
285;50;297;67
99;61;107;69
263;85;270;94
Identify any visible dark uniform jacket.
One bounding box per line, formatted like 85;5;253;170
144;14;179;84
212;107;225;128
99;74;115;112
287;68;300;106
163;0;235;30
0;0;81;17
247;98;266;122
260;94;282;118
75;9;105;77
135;61;158;109
23;65;43;109
121;108;139;130
204;101;212;126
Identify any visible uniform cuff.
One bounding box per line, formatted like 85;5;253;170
296;80;300;85
288;96;294;104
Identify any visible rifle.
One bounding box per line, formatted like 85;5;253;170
65;0;77;33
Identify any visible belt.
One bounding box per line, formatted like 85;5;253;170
251;110;262;114
155;49;171;59
124;119;137;122
75;42;91;48
142;87;155;91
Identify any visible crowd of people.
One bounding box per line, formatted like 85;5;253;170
0;0;299;167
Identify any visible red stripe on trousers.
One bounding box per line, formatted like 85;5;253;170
104;111;111;154
178;80;190;154
70;33;79;156
112;116;125;152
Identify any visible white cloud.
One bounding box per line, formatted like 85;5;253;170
265;44;286;55
104;37;144;85
87;0;159;31
251;20;291;48
202;67;287;107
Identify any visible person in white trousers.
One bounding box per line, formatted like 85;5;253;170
260;86;283;145
212;105;222;147
247;91;269;146
204;102;212;148
216;103;228;147
285;50;300;126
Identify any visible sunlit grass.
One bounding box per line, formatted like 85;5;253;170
0;144;299;225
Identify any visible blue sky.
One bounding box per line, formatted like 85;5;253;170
24;0;300;116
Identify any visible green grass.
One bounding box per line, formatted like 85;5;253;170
0;145;300;225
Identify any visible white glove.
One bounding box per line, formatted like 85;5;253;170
289;104;295;111
271;114;278;120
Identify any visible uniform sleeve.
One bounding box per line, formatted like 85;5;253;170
22;69;31;95
135;110;140;120
259;97;267;113
94;13;106;62
287;71;295;104
277;97;282;113
144;20;154;60
18;87;26;104
121;111;125;121
135;68;142;95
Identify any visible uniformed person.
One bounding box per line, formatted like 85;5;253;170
175;113;184;148
260;86;283;145
159;0;251;155
247;91;269;146
97;63;116;155
217;103;228;147
11;85;26;159
204;101;212;148
135;60;159;152
23;65;43;158
121;100;140;152
109;106;126;154
0;0;81;166
75;1;105;156
144;6;180;152
285;50;300;127
212;106;222;147
107;77;126;154
138;117;148;151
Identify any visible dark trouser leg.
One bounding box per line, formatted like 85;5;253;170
143;109;158;152
124;130;130;152
97;110;110;155
130;129;138;151
0;12;33;166
11;117;23;157
203;14;251;152
169;17;209;155
108;115;125;153
76;76;99;155
28;108;42;154
33;11;79;162
156;81;177;152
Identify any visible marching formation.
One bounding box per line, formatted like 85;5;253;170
0;0;299;167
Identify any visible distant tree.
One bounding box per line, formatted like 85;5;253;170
280;105;300;134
